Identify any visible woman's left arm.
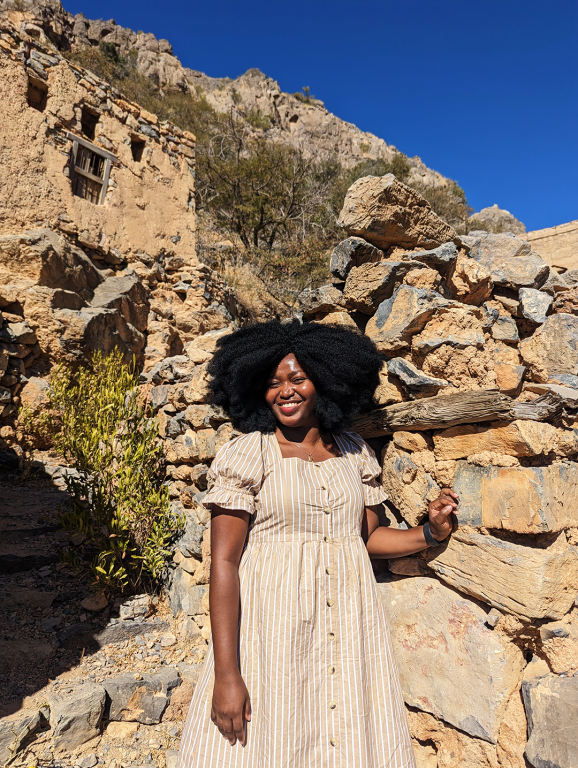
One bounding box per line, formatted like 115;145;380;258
363;488;459;558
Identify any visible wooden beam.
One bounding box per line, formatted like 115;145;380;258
511;392;564;422
353;390;514;438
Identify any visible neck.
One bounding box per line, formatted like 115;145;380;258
276;422;323;444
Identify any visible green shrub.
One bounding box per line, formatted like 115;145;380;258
410;179;473;232
245;107;272;130
26;350;182;593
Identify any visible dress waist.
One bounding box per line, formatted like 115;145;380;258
245;533;363;544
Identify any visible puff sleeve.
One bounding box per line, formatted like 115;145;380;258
346;431;388;507
202;431;265;515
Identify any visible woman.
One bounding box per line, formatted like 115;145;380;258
178;320;458;768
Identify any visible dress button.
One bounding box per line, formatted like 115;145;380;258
326;598;334;607
321;485;327;490
330;738;338;747
328;632;335;641
324;507;331;515
323;536;330;543
329;701;336;710
325;566;331;575
328;665;336;675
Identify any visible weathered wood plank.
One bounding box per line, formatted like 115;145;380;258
511;392;564;422
353;390;514;437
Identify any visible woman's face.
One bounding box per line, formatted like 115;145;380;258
265;353;318;429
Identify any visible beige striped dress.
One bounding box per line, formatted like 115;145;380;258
177;430;415;768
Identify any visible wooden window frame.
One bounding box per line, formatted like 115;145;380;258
66;131;117;205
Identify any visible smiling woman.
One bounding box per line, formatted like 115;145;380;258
177;320;458;768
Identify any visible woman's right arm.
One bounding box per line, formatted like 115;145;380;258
209;504;252;747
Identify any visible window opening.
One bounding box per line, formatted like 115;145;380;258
131;137;145;162
27;77;47;111
80;107;99;140
67;132;117;205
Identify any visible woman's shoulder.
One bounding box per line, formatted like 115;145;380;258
337;430;371;453
217;430;264;455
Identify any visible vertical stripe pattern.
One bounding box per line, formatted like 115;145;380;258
177;431;416;768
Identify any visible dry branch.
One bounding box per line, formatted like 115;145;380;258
511;392;565;422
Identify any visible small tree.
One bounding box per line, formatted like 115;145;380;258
28;349;182;593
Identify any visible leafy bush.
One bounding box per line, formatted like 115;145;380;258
25;350;181;593
410;179;473;233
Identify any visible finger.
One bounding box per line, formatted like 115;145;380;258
244;696;252;722
440;488;459;499
232;711;245;744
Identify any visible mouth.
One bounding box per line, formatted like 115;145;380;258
276;400;303;415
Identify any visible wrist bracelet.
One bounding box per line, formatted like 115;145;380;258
423;521;445;547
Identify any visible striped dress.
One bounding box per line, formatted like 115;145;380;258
177;430;415;768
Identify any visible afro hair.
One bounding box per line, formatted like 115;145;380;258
207;319;383;434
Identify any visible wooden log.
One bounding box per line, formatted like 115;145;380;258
511;392;564;422
353;390;514;438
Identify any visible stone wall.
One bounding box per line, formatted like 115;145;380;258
160;174;578;768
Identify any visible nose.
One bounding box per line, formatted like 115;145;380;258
279;380;295;399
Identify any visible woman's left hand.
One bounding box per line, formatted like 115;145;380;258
427;488;459;541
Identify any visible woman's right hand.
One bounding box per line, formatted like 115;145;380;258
211;672;252;746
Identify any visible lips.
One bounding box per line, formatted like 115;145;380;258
277;401;302;414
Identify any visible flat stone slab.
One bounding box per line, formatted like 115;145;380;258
387;357;448;398
522;673;578;768
379;576;524;743
521;313;578;379
48;682;105;753
427;530;578;620
329;236;384;280
452;460;578;533
433;420;558;460
468;232;549;289
343;260;426;314
519;287;553;324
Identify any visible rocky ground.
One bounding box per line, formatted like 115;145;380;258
0;467;207;768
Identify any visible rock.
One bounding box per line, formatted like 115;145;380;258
491;315;519;343
453;460;578;532
523;382;578;408
117;594;151;620
183;363;211;404
160;632;177;647
387;357;448;398
433;420;558;460
469;204;526;235
403;242;458;269
89;273;149;333
168;568;208;616
387;556;430;576
468;232;549;290
80;593;108;612
176;515;205;558
373;362;406;406
540;268;570;296
518;287;553;324
552;286;578;315
411;306;485;353
0;320;37;344
48;683;106;753
402;267;441;292
77;753;98;768
106;721;140;738
0;710;47;765
297;284;344;317
520;313;578;380
314;310;359;330
392;431;432;453
380;441;439;526
379;576;524;743
494;362;526;396
427;530;578;620
103;668;180;724
162;680;195;722
343;261;427;314
522;674;578;768
447;251;494;305
166;750;179;768
329;236;384;280
522;656;550;681
19;376;50;412
338;175;459;251
365;285;455;353
485;607;502;628
466;452;520;468
538;619;578;674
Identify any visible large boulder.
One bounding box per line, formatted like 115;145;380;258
365;285;455;353
469;204;526;235
448;251;494;305
329;236;384;280
427;530;578;620
466;232;549;290
452;460;578;533
522;674;578;768
379;576;524;743
297;284;344;317
380;441;439;525
337;174;459;251
55;306;145;363
102;668;180;724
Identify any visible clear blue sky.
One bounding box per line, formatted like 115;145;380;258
65;0;577;231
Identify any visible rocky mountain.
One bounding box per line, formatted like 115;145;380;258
0;0;469;189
